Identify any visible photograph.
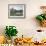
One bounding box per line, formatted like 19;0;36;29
8;4;25;18
1;0;46;46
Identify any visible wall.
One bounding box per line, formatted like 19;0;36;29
0;0;46;40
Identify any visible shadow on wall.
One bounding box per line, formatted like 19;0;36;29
30;16;40;27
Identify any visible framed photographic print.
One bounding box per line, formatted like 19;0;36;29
8;4;26;19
